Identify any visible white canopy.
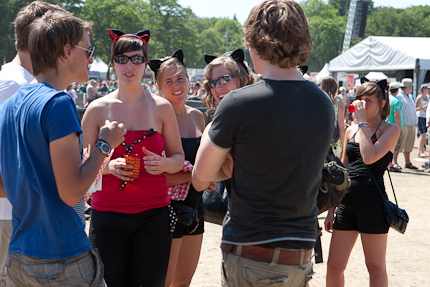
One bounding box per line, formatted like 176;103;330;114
329;36;430;95
364;72;387;80
330;36;430;72
315;63;330;82
89;58;109;73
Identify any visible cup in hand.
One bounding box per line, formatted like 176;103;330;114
124;154;140;178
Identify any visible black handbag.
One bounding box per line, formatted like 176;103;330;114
170;201;199;232
318;147;350;215
367;166;409;234
202;180;229;225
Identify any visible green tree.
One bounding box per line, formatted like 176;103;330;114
364;6;430;38
328;0;374;17
302;0;346;72
78;0;148;67
145;0;199;67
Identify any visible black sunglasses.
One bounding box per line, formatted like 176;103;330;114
74;45;95;59
114;54;146;65
209;74;236;89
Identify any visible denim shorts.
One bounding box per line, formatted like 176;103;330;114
6;249;106;286
221;249;313;287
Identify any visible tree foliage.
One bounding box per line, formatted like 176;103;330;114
1;0;430;73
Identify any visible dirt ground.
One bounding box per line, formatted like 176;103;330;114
85;139;430;286
189;141;430;287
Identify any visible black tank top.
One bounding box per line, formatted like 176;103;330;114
181;137;202;204
345;126;392;198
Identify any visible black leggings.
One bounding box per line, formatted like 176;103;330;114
89;207;172;287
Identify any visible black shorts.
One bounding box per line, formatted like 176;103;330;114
333;195;388;234
418;117;427;135
172;201;204;238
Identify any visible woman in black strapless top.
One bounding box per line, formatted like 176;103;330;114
149;50;217;287
324;81;400;287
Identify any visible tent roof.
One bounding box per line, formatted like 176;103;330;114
315;63;330;81
364;71;387;80
329;36;430;73
89;58;109;73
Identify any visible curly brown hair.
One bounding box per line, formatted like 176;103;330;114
243;0;312;68
356;82;390;120
202;54;258;113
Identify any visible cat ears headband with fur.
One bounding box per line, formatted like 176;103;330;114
148;49;185;78
108;29;150;45
360;76;388;92
204;48;249;74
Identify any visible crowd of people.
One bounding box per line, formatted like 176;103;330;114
0;0;425;287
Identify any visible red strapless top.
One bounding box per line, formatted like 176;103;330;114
91;130;170;213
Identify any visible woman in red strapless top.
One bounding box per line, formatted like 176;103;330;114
82;29;184;287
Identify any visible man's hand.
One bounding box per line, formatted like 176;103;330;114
98;120;126;149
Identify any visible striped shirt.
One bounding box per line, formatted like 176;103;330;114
397;90;417;126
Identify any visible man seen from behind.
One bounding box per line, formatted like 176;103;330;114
192;1;334;286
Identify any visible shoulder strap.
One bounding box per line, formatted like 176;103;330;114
366;165;399;206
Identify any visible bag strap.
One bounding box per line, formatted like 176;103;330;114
366;165;399;206
323;175;341;206
386;169;399;206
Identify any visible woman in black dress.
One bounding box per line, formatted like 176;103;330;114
325;80;400;287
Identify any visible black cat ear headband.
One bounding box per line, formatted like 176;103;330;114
204;48;249;74
148;49;185;78
298;65;308;75
108;29;150;45
360;76;388;92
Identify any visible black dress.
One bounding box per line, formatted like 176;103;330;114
333;130;392;233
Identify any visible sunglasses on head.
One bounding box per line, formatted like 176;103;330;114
209;74;236;89
114;54;146;65
74;45;95;59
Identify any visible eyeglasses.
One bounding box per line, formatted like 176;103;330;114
74;45;95;59
114;54;146;65
209;74;236;89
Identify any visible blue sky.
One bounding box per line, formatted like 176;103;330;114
178;0;430;24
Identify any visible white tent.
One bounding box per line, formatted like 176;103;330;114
315;63;330;82
329;36;430;95
89;58;109;73
364;71;387;80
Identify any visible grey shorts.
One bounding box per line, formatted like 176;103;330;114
6;249;106;286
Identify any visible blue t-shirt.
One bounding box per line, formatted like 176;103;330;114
0;83;91;259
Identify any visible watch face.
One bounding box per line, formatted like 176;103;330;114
96;141;111;155
101;143;111;153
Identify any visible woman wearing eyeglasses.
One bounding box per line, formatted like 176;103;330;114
82;29;184;287
202;49;259;116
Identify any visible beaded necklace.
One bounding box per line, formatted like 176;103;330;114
120;128;157;190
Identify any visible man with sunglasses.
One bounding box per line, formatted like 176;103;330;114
192;1;334;286
0;9;125;286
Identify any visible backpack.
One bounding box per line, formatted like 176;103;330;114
317;147;350;215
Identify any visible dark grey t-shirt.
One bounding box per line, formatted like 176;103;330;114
208;79;334;249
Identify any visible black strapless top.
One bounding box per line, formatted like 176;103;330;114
181;137;202;203
344;129;392;198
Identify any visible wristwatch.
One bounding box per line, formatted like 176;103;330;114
95;139;112;156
